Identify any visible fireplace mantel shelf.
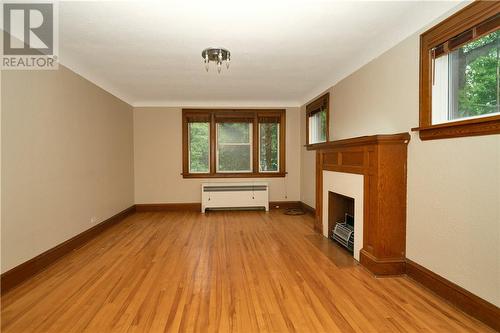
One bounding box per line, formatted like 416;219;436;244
314;132;410;276
305;133;410;151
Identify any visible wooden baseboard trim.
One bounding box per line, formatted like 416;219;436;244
135;203;201;212
269;201;301;210
136;201;302;212
0;205;136;295
406;259;500;331
299;201;316;215
359;249;406;276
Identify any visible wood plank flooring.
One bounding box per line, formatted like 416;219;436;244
1;210;494;332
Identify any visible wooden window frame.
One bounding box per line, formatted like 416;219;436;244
182;109;286;178
413;1;500;140
305;92;330;147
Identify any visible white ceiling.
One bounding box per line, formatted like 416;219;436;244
59;0;465;107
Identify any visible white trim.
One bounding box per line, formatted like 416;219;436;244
432;55;450;125
435;112;500;125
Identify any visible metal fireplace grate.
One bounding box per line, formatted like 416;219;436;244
332;222;354;252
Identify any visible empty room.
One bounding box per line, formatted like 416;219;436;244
1;0;499;332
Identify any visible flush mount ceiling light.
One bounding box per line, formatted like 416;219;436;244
202;47;230;74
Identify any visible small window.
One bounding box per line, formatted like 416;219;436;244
216;122;252;173
306;93;329;145
188;122;210;173
415;2;500;140
308;108;327;144
432;30;499;124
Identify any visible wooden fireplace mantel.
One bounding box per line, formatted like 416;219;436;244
310;133;410;276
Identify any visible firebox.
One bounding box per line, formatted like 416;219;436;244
328;191;354;253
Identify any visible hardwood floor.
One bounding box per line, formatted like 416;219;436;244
1;210;494;332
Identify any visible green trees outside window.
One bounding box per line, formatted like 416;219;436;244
452;30;499;119
217;123;252;172
183;109;285;177
259;123;279;172
188;123;209;173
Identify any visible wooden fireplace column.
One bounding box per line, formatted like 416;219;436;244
307;133;410;276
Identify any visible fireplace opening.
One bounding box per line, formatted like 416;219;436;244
328;191;355;253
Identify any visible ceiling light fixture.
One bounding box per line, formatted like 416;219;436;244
202;47;230;74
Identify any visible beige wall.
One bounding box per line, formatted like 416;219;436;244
299;105;316;207
1;66;134;273
300;34;500;306
134;107;301;204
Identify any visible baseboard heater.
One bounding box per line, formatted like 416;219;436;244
201;182;269;213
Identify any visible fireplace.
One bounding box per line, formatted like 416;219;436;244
322;171;364;260
328;192;355;252
309;133;410;276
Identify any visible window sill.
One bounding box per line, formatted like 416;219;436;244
304;142;327;150
411;115;500;141
182;172;287;179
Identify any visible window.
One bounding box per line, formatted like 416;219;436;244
217;122;252;172
415;2;500;140
306;93;329;145
432;30;499;124
182;109;286;178
308;110;327;144
188;122;210;173
259;120;279;172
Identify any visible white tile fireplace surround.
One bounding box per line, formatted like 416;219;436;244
322;170;364;261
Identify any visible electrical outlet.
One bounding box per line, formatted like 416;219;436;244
90;217;96;224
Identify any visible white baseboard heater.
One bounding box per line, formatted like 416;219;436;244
201;182;269;213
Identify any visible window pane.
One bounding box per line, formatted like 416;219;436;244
432;31;500;124
319;110;327;142
432;55;450;124
449;30;499;121
217;123;250;143
188;122;209;173
309;109;327;144
217;123;252;172
259;123;279;172
218;145;252;172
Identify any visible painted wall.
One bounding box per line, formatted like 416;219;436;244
133;107;301;204
1;66;135;273
300;34;500;306
300;105;316;208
